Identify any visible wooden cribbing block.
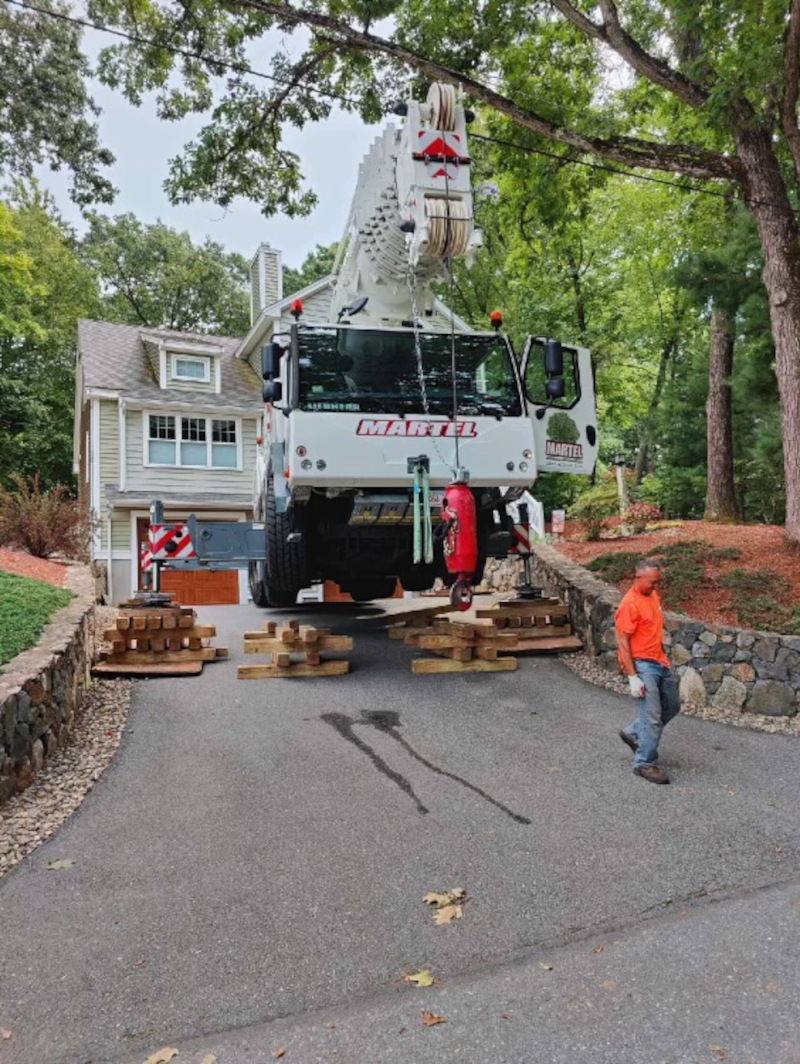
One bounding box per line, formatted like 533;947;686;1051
243;635;353;653
134;638;150;652
305;651;321;666
505;635;582;653
428;646;473;662
132;616;147;630
411;656;517;674
238;661;350;679
476;604;569;620
178;615;195;629
93;660;204;677
162;615;178;630
102;648;220;664
215;647;228;659
388;625;435;640
146;616;163;629
261;620;278;635
188;637;202;650
474;645;498;660
275;651;292;667
167;636;183;651
417;635;475;650
150;636;166;652
103;625;216;642
115;617;131;631
109;640;126;655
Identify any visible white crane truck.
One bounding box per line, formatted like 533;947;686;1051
149;84;598;608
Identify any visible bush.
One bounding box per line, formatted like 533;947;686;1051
622;501;662;534
568;480;619;540
0;474;94;559
587;551;638;583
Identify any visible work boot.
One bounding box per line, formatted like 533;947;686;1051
634;764;670;785
618;729;638;753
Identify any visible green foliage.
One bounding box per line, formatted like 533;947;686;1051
283;243;338;295
0;474;94;559
586;551;638;584
0;571;74;666
81;214;250;334
0;186;102;488
0;1;114;205
622;501;661;533
729;596;800;636
568;480;619;540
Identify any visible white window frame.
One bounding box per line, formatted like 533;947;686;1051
143;411;243;471
171;354;211;383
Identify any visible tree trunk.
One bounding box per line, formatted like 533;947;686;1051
736;129;800;542
704;307;739;520
633;338;675;486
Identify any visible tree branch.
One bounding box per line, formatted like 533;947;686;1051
782;0;800;182
226;0;741;182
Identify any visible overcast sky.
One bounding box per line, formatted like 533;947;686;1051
38;26;381;272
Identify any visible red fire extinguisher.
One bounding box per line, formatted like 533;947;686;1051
442;482;478;610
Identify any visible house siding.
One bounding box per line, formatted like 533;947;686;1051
279;288;333;329
111;513;130;552
125;410;259;496
97;399;119;549
167;375;216;394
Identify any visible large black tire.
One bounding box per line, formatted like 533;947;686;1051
265;467;308;593
248;560;271;607
343;578;399;601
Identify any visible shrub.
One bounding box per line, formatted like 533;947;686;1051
0;474;94;559
622;501;661;534
587;551;638;583
0;571;74;664
568;480;619;540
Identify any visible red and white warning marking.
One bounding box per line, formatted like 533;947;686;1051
510;522;531;556
147;523;196;562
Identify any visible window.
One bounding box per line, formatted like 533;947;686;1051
524;345;579;409
181;417;207;465
172;355;210;382
148;415;176;464
147;414;239;468
211;419;238;468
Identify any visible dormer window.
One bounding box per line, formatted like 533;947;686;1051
172;354;210;382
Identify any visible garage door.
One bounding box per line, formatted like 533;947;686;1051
137;519;240;605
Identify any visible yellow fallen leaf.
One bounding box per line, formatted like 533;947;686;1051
423;888;466;908
404;969;435;988
433;904;463;926
420;1010;445;1027
202;1056;217;1064
144;1050;178;1064
272;1049;285;1060
539;962;553;971
709;1047;726;1061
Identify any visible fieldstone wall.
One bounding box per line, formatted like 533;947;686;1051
0;566;95;803
528;542;800;717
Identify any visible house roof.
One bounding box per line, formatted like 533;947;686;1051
77;319;261;409
105;486;253;508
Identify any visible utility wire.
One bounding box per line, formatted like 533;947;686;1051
6;0;800;216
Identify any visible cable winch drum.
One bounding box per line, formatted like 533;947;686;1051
427;83;457;131
425;198;471;258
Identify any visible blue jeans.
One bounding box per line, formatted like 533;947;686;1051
623;659;681;769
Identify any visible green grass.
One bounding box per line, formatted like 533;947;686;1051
0;571;74;666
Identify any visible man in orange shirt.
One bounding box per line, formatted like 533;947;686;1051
614;558;680;785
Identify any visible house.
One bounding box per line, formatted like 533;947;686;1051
74;245;469;605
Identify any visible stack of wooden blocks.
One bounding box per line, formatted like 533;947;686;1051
93;602;228;676
239;620;353;678
397;615;519;674
475;598;582;653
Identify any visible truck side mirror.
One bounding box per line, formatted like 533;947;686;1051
261;342;282;380
546;378;565;400
262;380;283;404
544;340;564;377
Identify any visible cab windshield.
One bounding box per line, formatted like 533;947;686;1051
296;326;522;416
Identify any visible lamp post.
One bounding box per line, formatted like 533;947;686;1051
613;453;628;521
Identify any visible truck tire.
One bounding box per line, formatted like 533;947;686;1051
265;466;308;593
344;578;398;601
248;561;270;607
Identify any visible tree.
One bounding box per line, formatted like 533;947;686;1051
283;242;338;295
0;185;101;488
0;0;114;205
86;0;800;540
81;214;251;335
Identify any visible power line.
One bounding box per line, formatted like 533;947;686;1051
3;0;362;106
6;0;799;216
471;131;737;201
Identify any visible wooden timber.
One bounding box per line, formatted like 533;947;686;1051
411;657;517;674
239;621;351;679
92;660;204;677
238;661;350;679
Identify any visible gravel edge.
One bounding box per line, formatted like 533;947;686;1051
560;651;800;736
0;606;132;882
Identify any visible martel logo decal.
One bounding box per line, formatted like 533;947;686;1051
356;419;477;438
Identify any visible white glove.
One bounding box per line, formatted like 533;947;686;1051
628;674;645;699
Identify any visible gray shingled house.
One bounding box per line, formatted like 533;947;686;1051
73;318;263;605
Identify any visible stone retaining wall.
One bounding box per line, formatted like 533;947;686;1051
0;566;95;803
528;542;800;717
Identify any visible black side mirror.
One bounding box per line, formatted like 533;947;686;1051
262;380;283;404
261;342;282;380
544;340;564;377
546;378;566;400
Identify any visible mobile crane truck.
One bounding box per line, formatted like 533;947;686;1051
148;83;598;610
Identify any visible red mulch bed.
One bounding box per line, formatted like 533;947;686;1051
554;520;800;627
0;548;69;588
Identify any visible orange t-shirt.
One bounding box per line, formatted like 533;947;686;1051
614;586;669;668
